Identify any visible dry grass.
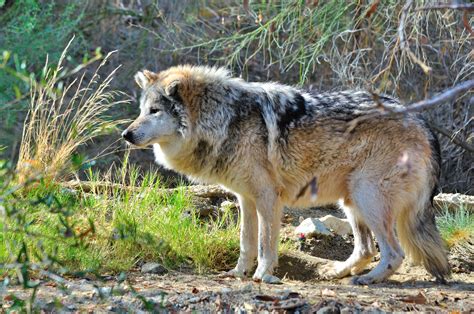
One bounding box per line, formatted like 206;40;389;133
17;38;129;182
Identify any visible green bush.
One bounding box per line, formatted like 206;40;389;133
0;0;86;150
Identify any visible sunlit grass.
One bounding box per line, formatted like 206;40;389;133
16;38;128;183
1;161;240;275
437;205;473;249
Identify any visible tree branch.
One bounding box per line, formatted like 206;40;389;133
416;3;474;11
427;121;474;153
387;80;474;115
346;80;474;143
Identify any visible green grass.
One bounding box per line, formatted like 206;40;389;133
436;205;474;248
0;164;240;275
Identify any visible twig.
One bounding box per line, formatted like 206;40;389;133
398;0;432;74
62;180;235;199
388;79;474;115
427;121;474;153
346;80;474;136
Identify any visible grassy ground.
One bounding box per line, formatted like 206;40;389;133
437;205;474;249
0;162;240;276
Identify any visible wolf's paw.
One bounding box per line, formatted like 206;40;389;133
318;261;350;280
219;268;247;279
350;275;379;285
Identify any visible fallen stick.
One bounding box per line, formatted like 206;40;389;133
62;180;235;199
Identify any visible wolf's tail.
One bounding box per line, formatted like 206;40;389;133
397;126;450;282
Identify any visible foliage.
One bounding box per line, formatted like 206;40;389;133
0;0;86;152
437;206;474;248
17;39;128;182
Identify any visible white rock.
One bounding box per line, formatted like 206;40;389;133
320;215;352;236
294;218;332;237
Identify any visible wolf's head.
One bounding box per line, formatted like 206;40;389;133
122;69;190;147
123;66;234;149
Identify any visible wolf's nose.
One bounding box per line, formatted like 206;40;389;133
122;130;134;142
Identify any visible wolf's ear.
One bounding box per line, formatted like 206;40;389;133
165;80;181;99
134;70;158;89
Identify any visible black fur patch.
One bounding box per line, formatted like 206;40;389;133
277;93;306;136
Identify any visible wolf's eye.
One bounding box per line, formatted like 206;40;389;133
149;108;160;114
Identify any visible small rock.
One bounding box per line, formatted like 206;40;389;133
93;286;112;298
221;287;232;294
141;262;168;275
340;307;352;314
317;305;339;314
240;283;253;292
244;302;257;311
106;305;118;311
187;296;201;303
295;218;332;237
320;215;352;236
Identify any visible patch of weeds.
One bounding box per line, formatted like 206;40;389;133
81;160;240;273
437;205;473;248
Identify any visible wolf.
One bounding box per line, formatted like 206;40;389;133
122;65;450;284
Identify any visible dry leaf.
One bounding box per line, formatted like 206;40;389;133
400;292;427;304
255;294;279;302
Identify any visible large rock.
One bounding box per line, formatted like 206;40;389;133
295;218;332;237
320;215;352;236
434;193;474;213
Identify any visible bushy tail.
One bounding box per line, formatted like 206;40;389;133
397;201;450;282
397;123;450;282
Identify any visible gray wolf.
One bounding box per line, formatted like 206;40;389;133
122;65;449;284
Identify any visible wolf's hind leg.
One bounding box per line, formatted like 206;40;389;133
350;182;405;284
318;203;376;279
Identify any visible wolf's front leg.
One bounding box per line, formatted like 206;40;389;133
227;196;258;278
253;189;282;283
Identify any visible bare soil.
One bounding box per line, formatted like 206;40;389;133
3;257;472;312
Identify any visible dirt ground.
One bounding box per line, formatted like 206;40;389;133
2;258;473;312
2;207;473;312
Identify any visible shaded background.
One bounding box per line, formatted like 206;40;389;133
0;0;472;193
